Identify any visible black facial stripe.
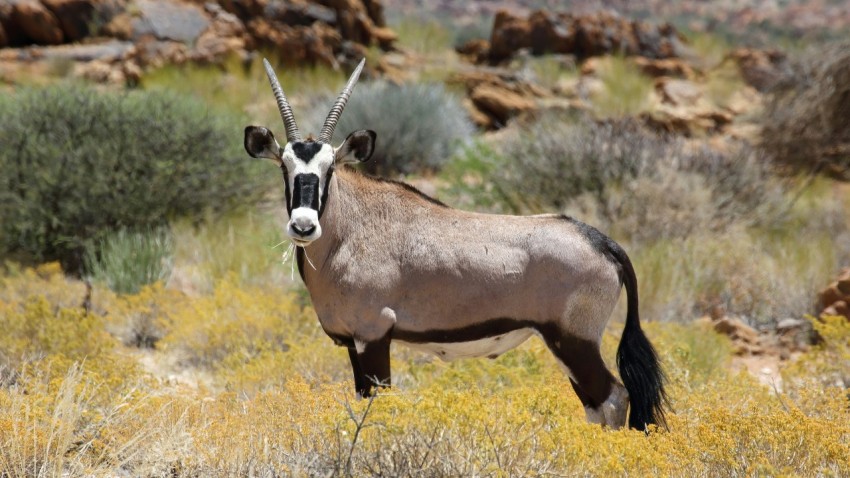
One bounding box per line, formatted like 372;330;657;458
292;173;320;210
292;141;323;162
318;166;334;219
281;168;292;215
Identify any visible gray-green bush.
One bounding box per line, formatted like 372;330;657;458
84;226;173;295
0;83;272;274
312;81;473;175
490;116;788;244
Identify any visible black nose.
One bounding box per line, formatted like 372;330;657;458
292;224;316;236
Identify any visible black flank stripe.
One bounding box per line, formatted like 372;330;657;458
392;318;535;343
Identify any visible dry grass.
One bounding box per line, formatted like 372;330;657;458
1;265;849;477
589;56;655;118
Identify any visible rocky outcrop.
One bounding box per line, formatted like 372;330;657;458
698;315;765;356
467;9;684;65
0;0;396;84
449;68;566;129
819;268;850;319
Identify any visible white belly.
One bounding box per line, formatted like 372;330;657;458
396;328;534;362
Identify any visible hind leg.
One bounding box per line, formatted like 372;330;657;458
544;331;629;429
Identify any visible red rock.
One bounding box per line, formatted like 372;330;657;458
819;284;844;310
41;0;98;41
484;9;681;64
456;39;490;62
12;0;65;45
634;57;695;79
470;83;535;126
656;78;702;106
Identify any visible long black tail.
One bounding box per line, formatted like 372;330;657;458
612;248;668;430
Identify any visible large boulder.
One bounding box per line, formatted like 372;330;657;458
11;0;64;45
451;69;553;129
41;0;110;42
131;0;210;43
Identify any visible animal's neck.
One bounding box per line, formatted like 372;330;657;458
296;168;357;284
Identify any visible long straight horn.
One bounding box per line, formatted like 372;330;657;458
318;58;366;144
263;58;301;143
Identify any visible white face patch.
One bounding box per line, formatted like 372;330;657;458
281;142;335;244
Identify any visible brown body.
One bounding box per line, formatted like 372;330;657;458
298;168;631;427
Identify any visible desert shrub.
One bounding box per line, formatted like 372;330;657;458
160;280;312;375
0;83;271;274
84;226;173;295
2;262;850;476
491;116;787;243
311;81;473;175
761;41;850;180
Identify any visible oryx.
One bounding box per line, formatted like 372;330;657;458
244;59;667;430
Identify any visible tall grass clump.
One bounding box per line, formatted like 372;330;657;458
170;210;291;291
390;17;453;55
84;227;173;295
590;56;655;118
761;41;850;180
312;81;473;175
0;83;272;274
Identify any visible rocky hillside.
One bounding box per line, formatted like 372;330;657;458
0;0;395;84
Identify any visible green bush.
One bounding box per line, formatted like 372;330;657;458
84;226;173;295
312;81;473;175
0;83;271;274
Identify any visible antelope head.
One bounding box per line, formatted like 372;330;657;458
244;59;376;246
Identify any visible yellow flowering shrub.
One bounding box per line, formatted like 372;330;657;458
1;264;848;477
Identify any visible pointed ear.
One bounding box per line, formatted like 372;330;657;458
244;126;282;164
335;130;376;164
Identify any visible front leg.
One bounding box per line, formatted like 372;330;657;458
347;347;368;399
353;334;392;398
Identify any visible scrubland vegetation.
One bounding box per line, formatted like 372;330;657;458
2;9;850;478
0;265;848;476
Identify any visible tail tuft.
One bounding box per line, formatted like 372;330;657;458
612;246;668;430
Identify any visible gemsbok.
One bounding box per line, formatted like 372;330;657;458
243;58;667;430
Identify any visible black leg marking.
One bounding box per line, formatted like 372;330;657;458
357;336;392;398
541;329;616;409
348;347;367;398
